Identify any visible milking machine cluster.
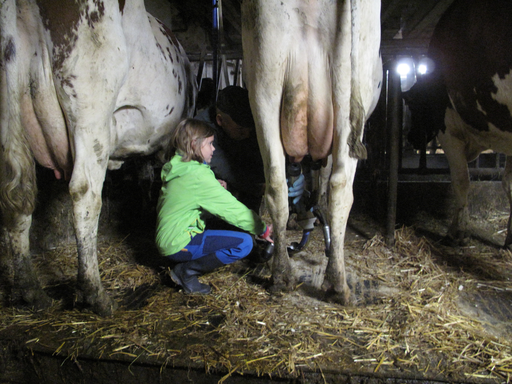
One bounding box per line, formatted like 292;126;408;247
257;156;331;262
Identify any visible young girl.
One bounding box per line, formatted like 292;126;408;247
156;118;273;294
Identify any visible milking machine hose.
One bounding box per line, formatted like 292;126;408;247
287;229;313;253
312;205;331;254
287;206;331;255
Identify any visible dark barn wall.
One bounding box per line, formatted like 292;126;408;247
31;160;162;252
353;178;508;230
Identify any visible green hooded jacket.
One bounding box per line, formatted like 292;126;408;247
156;154;266;256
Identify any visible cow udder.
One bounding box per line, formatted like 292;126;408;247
280;84;333;163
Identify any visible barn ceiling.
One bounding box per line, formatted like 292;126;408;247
164;0;456;63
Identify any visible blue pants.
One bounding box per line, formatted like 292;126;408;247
168;230;253;265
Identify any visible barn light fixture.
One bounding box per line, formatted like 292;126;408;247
417;56;435;76
396;56;434;76
394;56;435;91
395;57;416;92
397;62;412;77
417;63;428;75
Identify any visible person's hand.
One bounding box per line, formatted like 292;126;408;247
287;174;305;204
218;179;227;189
257;224;273;243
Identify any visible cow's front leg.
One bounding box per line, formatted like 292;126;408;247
70;140;117;316
1;212;53;309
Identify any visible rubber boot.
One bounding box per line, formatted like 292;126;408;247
170;254;225;294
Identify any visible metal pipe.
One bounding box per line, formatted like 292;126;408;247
386;64;401;246
212;0;219;100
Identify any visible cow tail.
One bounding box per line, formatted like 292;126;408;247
183;58;197;118
0;0;37;217
349;91;367;160
348;0;367;160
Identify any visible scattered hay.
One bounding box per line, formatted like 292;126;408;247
1;226;511;383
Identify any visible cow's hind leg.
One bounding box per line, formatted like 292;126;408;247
267;161;296;293
249;88;296;293
70;154;117;316
321;155;355;306
0;28;51;308
320;85;357;306
61;2;128;316
437;127;472;246
501;157;512;249
0;139;51;309
0;212;52;309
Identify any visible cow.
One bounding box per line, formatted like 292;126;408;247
0;0;196;315
404;0;512;248
241;0;382;304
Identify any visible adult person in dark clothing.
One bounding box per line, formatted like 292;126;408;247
196;85;265;212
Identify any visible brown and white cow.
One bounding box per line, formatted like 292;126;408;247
0;0;196;315
404;0;512;248
241;0;382;304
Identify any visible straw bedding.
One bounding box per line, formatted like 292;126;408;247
0;211;511;383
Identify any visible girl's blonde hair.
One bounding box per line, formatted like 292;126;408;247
168;118;215;162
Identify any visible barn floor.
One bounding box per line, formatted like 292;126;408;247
1;173;511;384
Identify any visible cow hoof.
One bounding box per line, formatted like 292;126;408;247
442;234;469;247
268;285;285;296
20;289;53;311
79;290;118;316
323;283;352;306
8;284;53;311
503;242;512;252
91;296;119;317
268;278;296;295
31;292;54;311
268;271;297;294
325;290;353;306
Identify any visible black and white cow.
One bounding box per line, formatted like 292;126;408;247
404;0;512;247
242;0;382;304
0;0;196;315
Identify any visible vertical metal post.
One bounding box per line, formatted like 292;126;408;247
212;0;219;101
386;63;401;246
234;59;241;86
196;46;207;87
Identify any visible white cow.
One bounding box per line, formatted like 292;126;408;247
0;0;196;315
242;0;382;304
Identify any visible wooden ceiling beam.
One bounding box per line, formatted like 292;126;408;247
403;0;455;39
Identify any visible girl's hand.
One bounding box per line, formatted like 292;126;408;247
257;224;273;243
218;179;227;189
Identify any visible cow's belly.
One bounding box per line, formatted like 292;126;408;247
446;70;512;158
109;104;182;160
449;70;512;136
109;13;190;160
444;107;512;159
110;68;187;159
469;126;512;156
